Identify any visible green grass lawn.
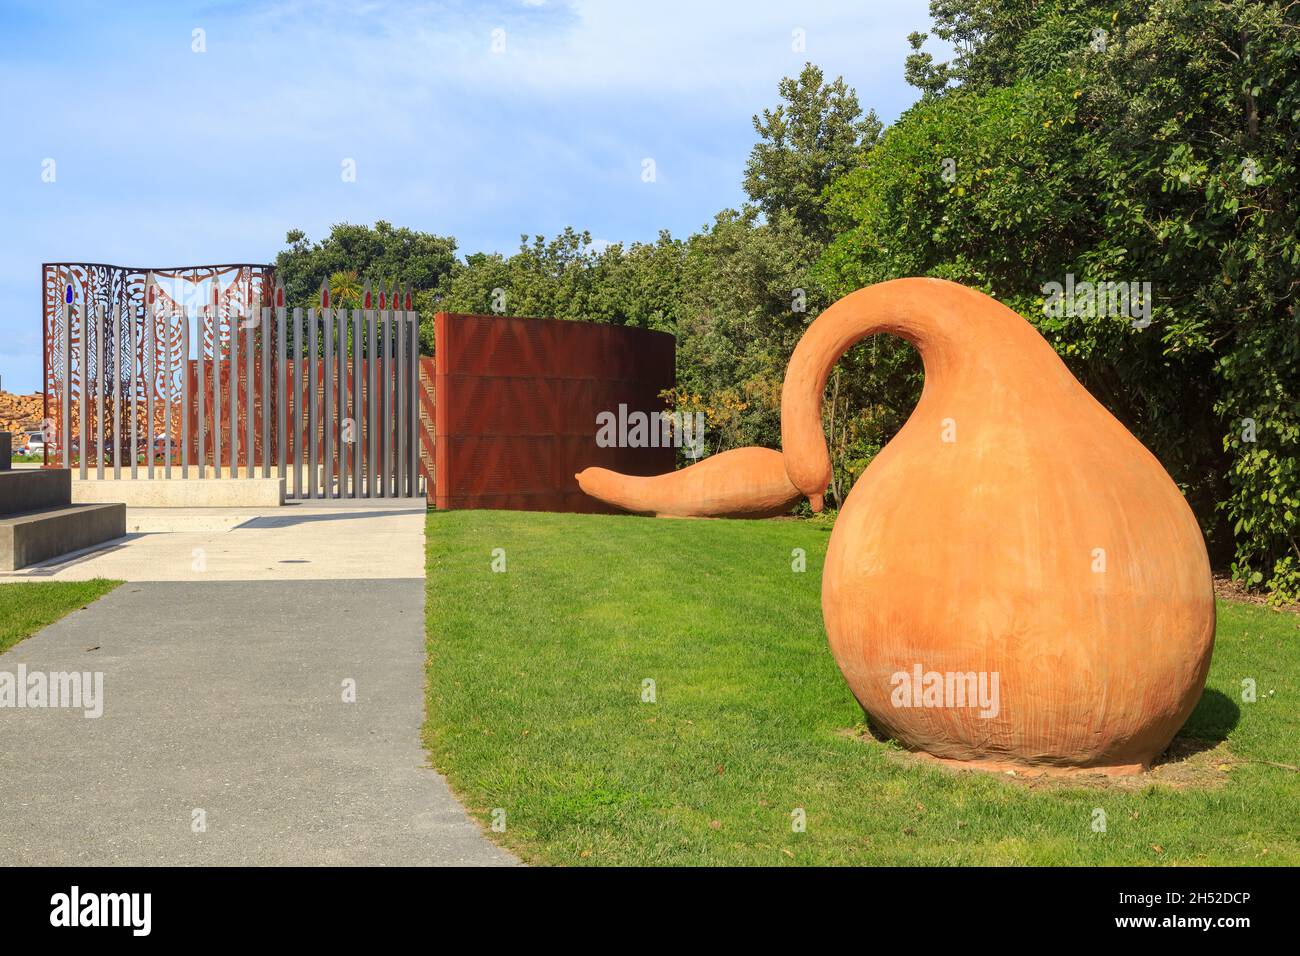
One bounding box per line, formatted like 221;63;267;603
424;510;1299;866
0;579;121;655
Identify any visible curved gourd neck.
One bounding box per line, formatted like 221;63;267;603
780;277;1044;504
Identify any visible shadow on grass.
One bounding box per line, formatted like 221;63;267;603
1177;688;1240;743
852;688;1241;786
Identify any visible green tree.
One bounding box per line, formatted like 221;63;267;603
1086;0;1300;600
824;0;1300;599
743;63;882;243
910;0;1112;92
275;221;457;310
327;269;362;309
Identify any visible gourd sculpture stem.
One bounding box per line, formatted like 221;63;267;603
576;447;800;518
579;277;1216;773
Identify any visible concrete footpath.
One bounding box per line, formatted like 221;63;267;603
0;499;428;582
0;501;516;866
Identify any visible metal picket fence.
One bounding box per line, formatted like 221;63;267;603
43;263;423;500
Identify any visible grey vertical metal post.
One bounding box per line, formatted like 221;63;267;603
95;300;104;480
246;305;254;478
391;296;400;496
166;309;174;479
146;301;155;478
388;299;397;495
261;303;271;479
337;301;347;497
373;301;380;498
146;276;155;479
130;296;138;479
230;301;239;477
277;300;286;483
212;299;222;479
112;302;121;478
409;310;420;497
197;302;206;478
177;307;186;479
79;290;88;480
176;306;187;478
292;307;302;499
396;296;407;497
323;299;334;499
366;304;377;498
308;306;318;498
351;308;362;498
380;299;391;497
390;297;400;496
375;298;385;498
61;278;71;472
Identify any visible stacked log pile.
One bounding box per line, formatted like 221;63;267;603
0;392;43;446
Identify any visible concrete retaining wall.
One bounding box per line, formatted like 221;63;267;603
72;477;284;508
1;502;126;571
1;469;70;513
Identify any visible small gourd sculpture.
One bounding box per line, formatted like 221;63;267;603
578;278;1215;773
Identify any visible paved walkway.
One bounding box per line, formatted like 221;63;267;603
0;501;516;865
0;499;427;582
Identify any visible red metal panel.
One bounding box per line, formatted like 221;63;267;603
431;313;675;512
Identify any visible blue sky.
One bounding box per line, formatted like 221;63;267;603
0;0;938;392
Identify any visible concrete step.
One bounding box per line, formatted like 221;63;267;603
0;468;71;516
0;503;126;571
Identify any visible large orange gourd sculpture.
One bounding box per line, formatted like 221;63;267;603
577;278;1215;773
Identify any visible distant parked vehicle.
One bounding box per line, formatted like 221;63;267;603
12;430;47;456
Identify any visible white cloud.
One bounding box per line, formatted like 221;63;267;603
0;0;941;390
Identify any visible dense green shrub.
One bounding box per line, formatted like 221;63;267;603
820;0;1300;600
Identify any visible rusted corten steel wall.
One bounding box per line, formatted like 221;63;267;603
432;312;676;512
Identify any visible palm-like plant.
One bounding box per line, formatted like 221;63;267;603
328;269;362;310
